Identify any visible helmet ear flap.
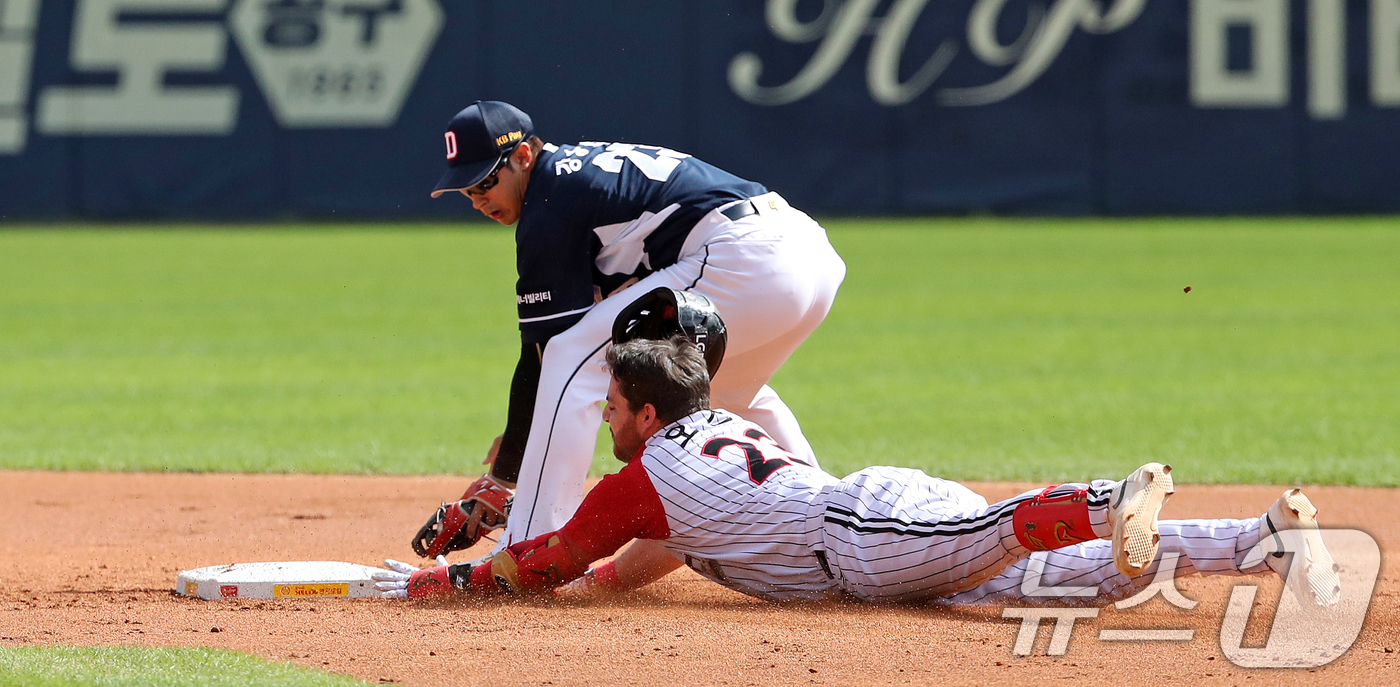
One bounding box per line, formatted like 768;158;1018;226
611;287;728;378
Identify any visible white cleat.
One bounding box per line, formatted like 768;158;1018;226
1107;462;1174;577
1257;489;1342;607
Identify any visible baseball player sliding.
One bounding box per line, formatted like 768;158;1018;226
410;100;846;570
376;300;1341;608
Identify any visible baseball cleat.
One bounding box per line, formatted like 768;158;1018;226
1107;462;1174;577
1257;489;1341;607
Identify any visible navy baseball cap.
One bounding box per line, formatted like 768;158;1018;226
431;101;534;198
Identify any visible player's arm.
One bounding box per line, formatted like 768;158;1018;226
476;457;671;595
490;339;547;484
614;539;684;586
559;538;683;596
382;459;670;598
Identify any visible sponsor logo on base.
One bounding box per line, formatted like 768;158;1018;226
274;583;350;598
184;581;198;596
220;585;239;598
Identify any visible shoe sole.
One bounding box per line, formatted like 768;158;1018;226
1281;488;1317;527
1273;489;1342;606
1113;463;1174;577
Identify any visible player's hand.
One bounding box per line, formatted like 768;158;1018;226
373;556;448;599
463;499;505;545
411;476;513;558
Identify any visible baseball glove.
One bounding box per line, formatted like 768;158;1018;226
411;475;513;558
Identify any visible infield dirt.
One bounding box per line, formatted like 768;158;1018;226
2;471;1396;687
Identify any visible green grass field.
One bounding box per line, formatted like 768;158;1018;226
0;646;368;687
1;219;1397;485
2;219;1397;686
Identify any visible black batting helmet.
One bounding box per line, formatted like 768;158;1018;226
612;287;728;378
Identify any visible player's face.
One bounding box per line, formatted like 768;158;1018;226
464;147;530;225
604;378;646;462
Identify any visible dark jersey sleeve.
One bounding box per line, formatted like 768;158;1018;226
491;340;544;484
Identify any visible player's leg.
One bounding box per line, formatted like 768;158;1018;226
944;489;1341;607
501;269;701;547
503;200;843;548
692;205;845;465
942;518;1264;605
821;463;1172;604
820;468;1109;603
1247;488;1341;605
709;340;821;466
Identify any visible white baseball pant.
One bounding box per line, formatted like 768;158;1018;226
943;517;1269;605
812;466;1120;604
502;192;846;547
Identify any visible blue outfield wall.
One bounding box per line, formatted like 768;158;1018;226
1;0;1399;219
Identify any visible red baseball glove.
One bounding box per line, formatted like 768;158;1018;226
411;475;513;558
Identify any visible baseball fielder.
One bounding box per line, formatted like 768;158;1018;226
377;335;1342;608
412;100;846;561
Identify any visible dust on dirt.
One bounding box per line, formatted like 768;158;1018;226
1;471;1396;686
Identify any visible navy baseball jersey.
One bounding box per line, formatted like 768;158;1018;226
514;142;766;344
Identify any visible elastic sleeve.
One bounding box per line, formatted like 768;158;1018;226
491;340;545;484
559;458;671;559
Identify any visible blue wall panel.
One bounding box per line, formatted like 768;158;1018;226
1;0;1397;219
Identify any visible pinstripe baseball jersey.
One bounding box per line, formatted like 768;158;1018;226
549;409;1119;604
636;409;842;601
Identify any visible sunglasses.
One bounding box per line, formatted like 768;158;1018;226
461;146;520;197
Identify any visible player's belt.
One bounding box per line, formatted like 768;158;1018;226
719;199;759;222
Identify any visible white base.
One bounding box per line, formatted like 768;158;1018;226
176;561;382;600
